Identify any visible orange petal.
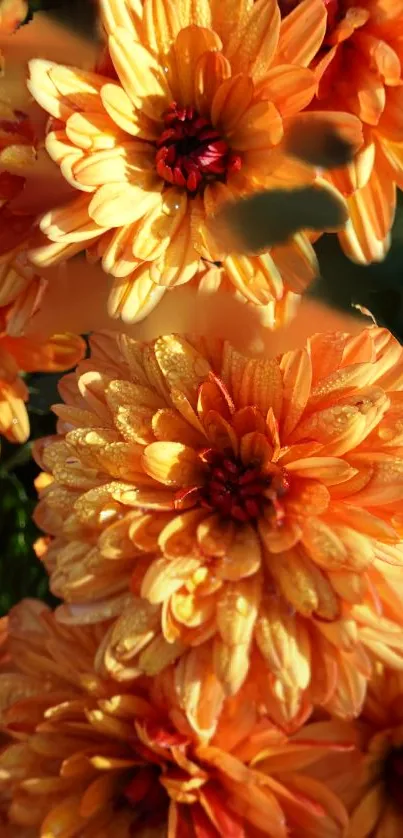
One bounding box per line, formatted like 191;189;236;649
347;452;403;506
278;0;326;67
259;516;302;553
216;574;261;645
158;509;207;556
142;441;204;487
213;638;250;695
230;100;283;150
5;333;85;373
286;456;357;485
215;524;262;579
255;598;311;689
225;0;280;83
89;181;162;228
170;25;222;106
195;50;231;117
235;355;283;419
28;60;106;121
212;74;254;134
268;548;340;619
142;0;181;55
108;267;166;324
271;234;318;295
154;333;211;403
175;644;225;738
101;82;160;141
257;65;316;119
280;348;312;439
108;28;171;119
0;378;29;442
197;513;235;558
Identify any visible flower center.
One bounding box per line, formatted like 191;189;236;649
155;102;242;196
384;747;403;811
123;765;168;824
199;450;288;523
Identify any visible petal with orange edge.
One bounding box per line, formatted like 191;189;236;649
257;65;316;119
108;267;166;324
225;0;280;83
101;82;160;141
286;457;357;485
0;379;29;442
4;333;85;373
175;644;225;738
142;0;181;55
212;74;254;134
109;30;172;120
268;548;340;620
195;51;231;117
216;574;261;646
142;440;204;487
170;26;222;106
278;0;326;66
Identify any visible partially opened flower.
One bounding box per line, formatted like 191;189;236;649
281;0;403;262
346;666;403;837
303;665;403;838
0;243;85;442
34;326;403;731
26;0;362;324
0;598;351;837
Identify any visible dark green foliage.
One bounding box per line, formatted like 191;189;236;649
0;374;60;616
311;193;403;342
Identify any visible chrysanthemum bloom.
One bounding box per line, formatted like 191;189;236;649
346;667;403;837
34;326;403;731
281;0;403;262
26;0;362;324
304;665;403;838
0;598;352;837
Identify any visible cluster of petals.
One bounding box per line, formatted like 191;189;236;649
0;94;85;442
300;663;403;838
0;599;354;838
33;325;403;735
294;0;403;262
23;0;353;325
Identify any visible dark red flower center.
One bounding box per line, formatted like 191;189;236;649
123;765;168;824
384;746;403;811
199;449;288;524
155;102;242;196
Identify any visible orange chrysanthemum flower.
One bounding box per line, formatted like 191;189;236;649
34;326;403;732
0;598;351;838
282;0;403;262
305;665;403;838
25;0;352;324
